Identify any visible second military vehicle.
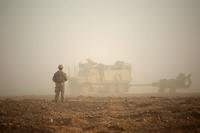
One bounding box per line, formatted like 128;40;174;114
69;59;132;96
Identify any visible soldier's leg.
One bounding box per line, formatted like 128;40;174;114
55;88;60;102
61;88;65;102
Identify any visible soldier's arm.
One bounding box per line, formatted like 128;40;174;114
52;73;56;82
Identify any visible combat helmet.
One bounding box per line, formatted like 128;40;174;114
58;64;63;70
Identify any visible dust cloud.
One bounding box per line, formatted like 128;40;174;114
1;1;200;133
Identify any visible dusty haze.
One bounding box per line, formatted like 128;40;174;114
0;0;200;96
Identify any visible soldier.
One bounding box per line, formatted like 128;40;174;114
52;65;68;102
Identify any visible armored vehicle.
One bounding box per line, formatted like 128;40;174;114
124;73;192;94
152;73;192;93
69;59;132;96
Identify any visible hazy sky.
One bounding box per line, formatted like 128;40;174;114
0;0;200;95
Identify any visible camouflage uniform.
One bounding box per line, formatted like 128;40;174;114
53;70;67;102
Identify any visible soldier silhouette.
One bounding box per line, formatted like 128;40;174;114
52;65;68;102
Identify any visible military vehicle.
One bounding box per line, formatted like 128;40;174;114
68;59;132;96
133;73;192;94
152;73;192;93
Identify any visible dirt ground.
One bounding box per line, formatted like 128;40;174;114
0;94;200;133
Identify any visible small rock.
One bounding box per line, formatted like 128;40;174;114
50;118;53;123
